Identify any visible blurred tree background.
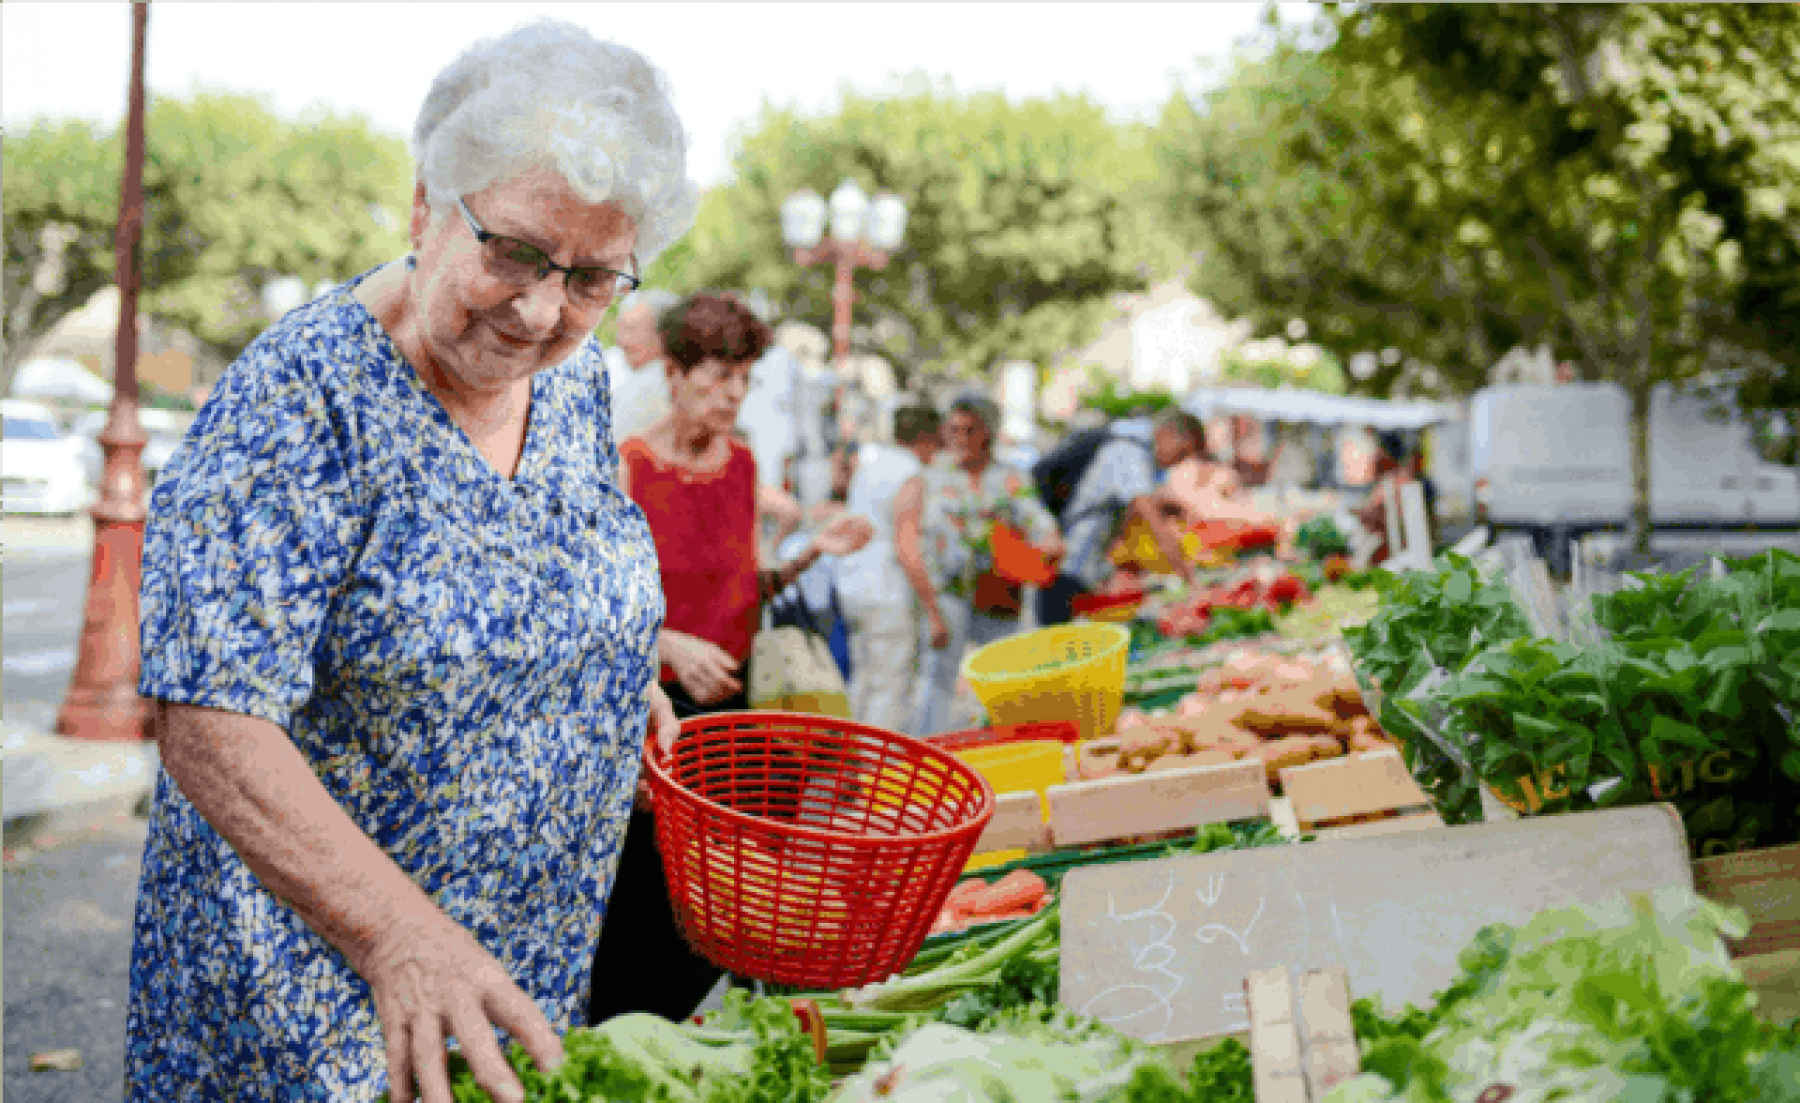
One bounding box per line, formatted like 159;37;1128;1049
651;84;1179;390
8;2;1798;487
5;91;410;394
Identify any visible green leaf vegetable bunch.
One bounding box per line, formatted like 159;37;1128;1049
1341;555;1534;823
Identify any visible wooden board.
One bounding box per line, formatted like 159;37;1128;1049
1280;751;1434;830
1059;804;1693;1044
1047;758;1270;849
1246;967;1362;1103
1692;843;1800;1022
1311;812;1446;842
973;790;1052;854
1692;843;1800;958
1245;968;1307;1103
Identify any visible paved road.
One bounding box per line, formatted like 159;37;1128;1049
4;520;140;1098
4;809;147;1103
3;519;93;735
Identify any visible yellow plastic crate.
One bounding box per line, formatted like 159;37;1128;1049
960;624;1129;742
955;741;1068;872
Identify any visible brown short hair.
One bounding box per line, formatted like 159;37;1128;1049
1153;408;1207;454
894;405;942;445
658;292;773;372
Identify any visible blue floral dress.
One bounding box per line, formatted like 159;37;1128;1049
125;267;665;1101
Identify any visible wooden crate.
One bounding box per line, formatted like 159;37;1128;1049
1275;750;1444;839
1046;758;1271;849
1692;842;1800;1023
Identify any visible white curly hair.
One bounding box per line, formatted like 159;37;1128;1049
411;19;700;265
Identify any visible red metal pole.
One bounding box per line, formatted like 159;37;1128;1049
57;0;155;742
830;250;856;371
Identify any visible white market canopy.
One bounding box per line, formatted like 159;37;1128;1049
1183;386;1456;431
9;357;115;404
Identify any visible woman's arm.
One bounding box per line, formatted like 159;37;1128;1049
893;476;949;648
756;513;873;603
158;702;560;1102
1129;493;1201;587
659;627;744;705
756;481;803;547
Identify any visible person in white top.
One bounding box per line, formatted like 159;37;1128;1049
604;289;677;445
836;406;943;734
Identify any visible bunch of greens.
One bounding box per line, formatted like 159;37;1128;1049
1193;606;1278;645
1167;819;1289;857
1323;889;1800;1103
1433;553;1799;855
833;1002;1209;1102
1107;1038;1256;1101
1294;515;1352;559
395;990;834;1103
1341;556;1534;823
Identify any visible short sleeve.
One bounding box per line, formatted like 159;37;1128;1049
138;338;365;730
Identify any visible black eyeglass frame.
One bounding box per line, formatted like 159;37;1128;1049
456;197;641;301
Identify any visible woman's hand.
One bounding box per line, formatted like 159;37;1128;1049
646;683;679;756
635;684;680;810
814;512;875;558
1038;532;1066;564
662;630;743;705
358;910;562;1103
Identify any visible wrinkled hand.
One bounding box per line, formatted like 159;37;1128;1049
360;910;561;1103
636;684;680;810
646;683;679;756
664;631;742;706
814;513;875;558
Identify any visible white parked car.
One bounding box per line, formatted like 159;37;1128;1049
3;399;92;515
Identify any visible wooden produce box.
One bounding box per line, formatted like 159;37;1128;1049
1274;750;1444;840
975;748;1450;856
1691;842;1800;1023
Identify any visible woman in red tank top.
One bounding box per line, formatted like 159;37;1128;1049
590;292;871;1028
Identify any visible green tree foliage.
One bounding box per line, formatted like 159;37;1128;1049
657;85;1176;387
5;91;411;387
1161;4;1800;547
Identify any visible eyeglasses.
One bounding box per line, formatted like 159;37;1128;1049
457;198;641;307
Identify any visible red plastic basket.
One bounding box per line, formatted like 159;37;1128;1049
925;721;1081;754
643;711;996;988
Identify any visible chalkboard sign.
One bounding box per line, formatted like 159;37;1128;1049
1059;805;1692;1044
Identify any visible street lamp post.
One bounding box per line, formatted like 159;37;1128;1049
57;0;156;742
781;180;907;442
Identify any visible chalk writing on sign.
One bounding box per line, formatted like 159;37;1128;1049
1076;870;1185;1040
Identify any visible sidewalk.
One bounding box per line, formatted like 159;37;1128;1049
2;726;158;836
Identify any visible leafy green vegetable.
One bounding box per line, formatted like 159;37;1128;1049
1294;515;1352;559
1323;888;1800;1103
938;951;1060;1031
393;992;833;1103
1341;554;1534;824
1165;819;1289;858
1347;551;1800;853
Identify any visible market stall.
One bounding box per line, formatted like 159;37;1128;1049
405;546;1800;1101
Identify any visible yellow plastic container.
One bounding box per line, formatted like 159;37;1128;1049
955;741;1066;815
960;624;1129;742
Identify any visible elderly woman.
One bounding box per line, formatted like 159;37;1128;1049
593;291;872;1024
128;22;693;1103
913;394;1062;736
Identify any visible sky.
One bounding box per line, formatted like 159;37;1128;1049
2;2;1296;187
